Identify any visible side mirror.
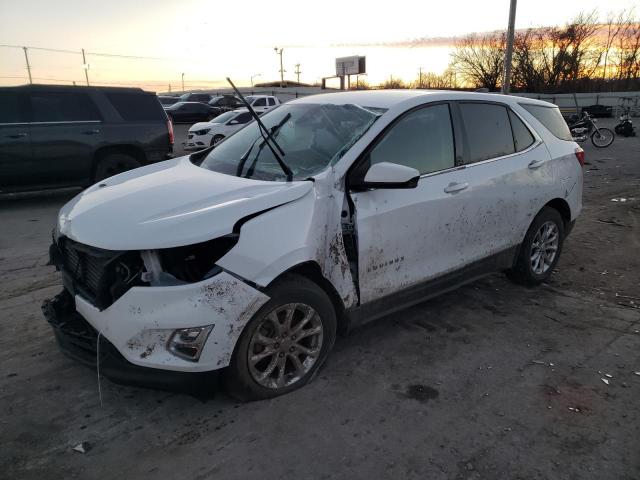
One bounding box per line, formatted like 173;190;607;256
352;162;420;190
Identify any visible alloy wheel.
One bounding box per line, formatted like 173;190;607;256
530;221;559;275
247;303;323;389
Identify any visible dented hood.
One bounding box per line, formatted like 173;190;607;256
57;156;313;250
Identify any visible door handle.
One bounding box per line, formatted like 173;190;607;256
83;129;100;135
444;182;469;194
6;132;27;138
528;159;545;169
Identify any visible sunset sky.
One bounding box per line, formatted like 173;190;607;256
0;0;636;90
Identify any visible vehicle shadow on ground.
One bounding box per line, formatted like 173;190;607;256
0;188;81;208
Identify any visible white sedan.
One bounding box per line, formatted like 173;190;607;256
185;109;253;150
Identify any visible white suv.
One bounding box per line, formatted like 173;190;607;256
44;90;583;400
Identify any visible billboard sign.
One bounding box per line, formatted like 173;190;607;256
335;56;366;76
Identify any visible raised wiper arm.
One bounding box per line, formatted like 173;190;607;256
226;77;293;181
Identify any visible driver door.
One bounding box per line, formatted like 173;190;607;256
350;103;472;304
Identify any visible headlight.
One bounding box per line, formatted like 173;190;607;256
193;128;211;135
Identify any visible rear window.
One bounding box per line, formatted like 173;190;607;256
520;104;572;141
106;92;165;122
0;92;27;123
460;103;515;163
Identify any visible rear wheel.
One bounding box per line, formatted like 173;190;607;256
591;127;614;147
93;153;141;182
507;207;565;286
224;274;336;401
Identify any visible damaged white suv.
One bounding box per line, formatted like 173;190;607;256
44;90;583;400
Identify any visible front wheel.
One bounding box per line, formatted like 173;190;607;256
591;127;614;148
210;134;225;146
507;207;565;286
224;274;336;401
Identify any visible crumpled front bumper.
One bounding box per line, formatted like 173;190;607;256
44;271;269;374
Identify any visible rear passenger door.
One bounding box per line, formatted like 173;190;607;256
28;90;103;186
451;101;551;259
0;90;32;189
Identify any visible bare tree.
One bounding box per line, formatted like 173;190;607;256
450;32;505;90
601;11;624;82
614;11;640;86
380;76;407;89
412;69;458;89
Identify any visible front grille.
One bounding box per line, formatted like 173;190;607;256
53;238;144;310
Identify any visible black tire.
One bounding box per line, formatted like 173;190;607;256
507;206;565;286
210;134;225;146
591;127;614;148
93;153;141;182
224;274;337;402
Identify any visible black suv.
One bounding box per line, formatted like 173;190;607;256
0;84;173;192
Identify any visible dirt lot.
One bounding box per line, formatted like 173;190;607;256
1;120;639;480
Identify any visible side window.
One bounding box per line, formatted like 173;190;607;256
30;92;100;122
368;103;455;175
520;104;573;141
459;103;515;163
508;110;535;152
254;98;267;107
105;92;164;121
0;92;28;123
268;98;276;106
233;112;252;124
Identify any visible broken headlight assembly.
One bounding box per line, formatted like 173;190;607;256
142;234;239;285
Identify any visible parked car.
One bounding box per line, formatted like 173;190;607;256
185;109;254;150
43;91;583;401
164;101;219;123
178;92;213;104
158;95;180;107
581;104;613;118
241;94;281;113
0;84;173;192
208;95;244;111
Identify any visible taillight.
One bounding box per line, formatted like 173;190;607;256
167;119;174;145
574;147;585;167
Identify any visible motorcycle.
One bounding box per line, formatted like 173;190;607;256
614;106;636;137
567;111;615;148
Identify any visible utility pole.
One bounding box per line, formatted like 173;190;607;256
274;47;284;87
81;48;90;86
251;73;262;87
294;63;301;84
418;67;423;88
502;0;517;94
181;73;185;92
168;84;171;93
22;47;32;84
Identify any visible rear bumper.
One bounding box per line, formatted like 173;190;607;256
42;290;218;393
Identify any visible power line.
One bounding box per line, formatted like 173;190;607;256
0;44;170;61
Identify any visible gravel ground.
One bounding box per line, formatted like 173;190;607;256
1;119;639;480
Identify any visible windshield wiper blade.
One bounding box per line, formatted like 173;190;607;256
245;113;291;178
226;77;293;181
